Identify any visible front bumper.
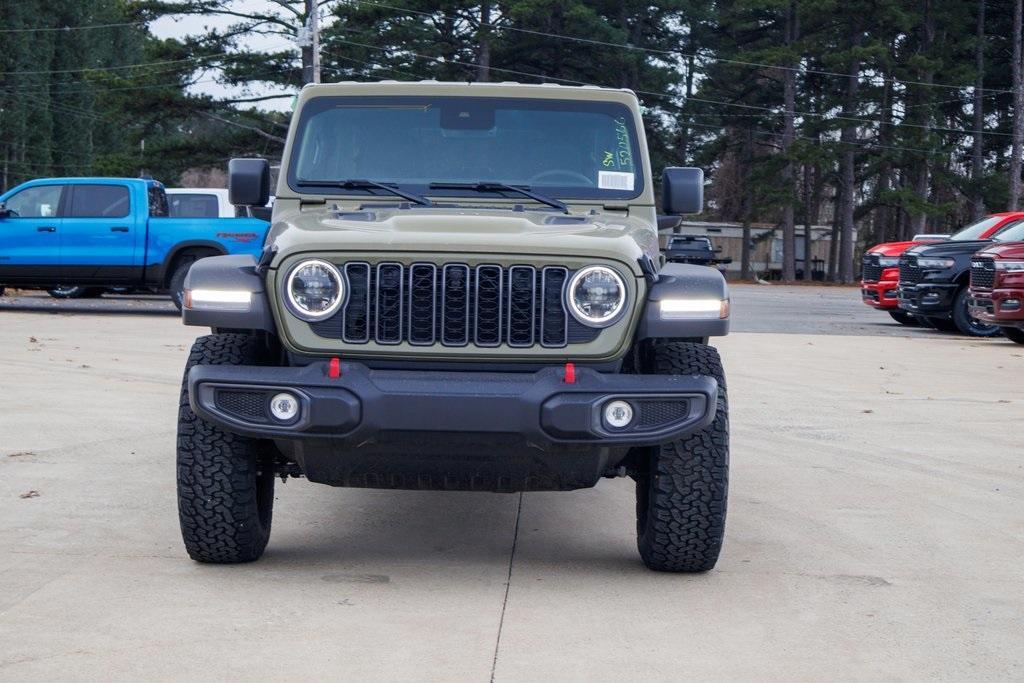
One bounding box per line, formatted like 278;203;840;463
897;283;958;317
188;361;719;492
968;288;1024;326
189;362;717;447
861;280;899;309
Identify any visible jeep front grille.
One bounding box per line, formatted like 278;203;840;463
970;258;995;290
310;262;597;348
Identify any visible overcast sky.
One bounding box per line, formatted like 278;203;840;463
149;2;305;112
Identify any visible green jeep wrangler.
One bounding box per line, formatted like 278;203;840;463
177;81;730;572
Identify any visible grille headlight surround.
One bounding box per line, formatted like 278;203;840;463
284;259;346;321
877;256;899;267
565;265;627;328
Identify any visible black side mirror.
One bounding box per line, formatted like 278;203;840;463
0;202;9;218
661;167;704;215
228;158;270;207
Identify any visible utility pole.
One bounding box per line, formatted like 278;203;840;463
300;0;321;84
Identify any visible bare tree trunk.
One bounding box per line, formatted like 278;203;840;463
828;190;841;282
875;66;895;245
1010;0;1024;209
838;50;860;284
477;1;492;82
781;1;798;282
741;130;754;280
972;0;987;219
909;1;935;235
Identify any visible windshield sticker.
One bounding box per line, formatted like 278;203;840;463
598;171;635;191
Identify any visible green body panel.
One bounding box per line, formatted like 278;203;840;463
269;81;660;359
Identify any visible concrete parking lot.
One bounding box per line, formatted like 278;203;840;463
1;285;1021;680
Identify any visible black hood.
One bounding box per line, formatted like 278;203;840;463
907;239;992;258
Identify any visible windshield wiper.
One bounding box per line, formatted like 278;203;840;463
296;179;433;207
428;182;569;214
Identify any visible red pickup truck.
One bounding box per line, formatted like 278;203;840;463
861;213;1024;325
969;241;1024;344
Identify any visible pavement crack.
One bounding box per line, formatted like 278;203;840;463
490;491;523;683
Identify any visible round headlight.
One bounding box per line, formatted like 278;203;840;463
285;259;345;321
566;265;627;327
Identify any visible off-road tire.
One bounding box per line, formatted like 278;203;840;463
1001;327;1024;344
168;256;199;311
888;310;918;326
47;285;104;299
634;341;728;572
177;333;274;563
952;287;1001;337
927;316;958;332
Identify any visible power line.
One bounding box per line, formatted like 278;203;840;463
0;55;221;77
322;49;955;158
350;0;1014;95
0;20;147;34
329;36;1017;139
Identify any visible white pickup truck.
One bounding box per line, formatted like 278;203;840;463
167;188;273;221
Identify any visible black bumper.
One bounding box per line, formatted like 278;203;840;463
188;362;717;447
187;361;719;492
897;283;958;317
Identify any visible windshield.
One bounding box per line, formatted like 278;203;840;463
993;220;1024;242
951;216;1003;240
288;95;642;201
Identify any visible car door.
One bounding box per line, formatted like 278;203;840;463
0;183;66;284
61;183;141;282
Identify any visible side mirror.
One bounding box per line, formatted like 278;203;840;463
0;202;9;218
228;158;270;207
661;167;704;215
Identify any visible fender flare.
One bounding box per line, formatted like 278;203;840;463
636;262;730;340
181;254;275;333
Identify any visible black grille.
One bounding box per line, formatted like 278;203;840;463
899;257;924;285
637;400;690;429
215;390;268;422
971;258;996;290
862;254;883;282
314;263;580;348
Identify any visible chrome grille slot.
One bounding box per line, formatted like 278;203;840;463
541;266;569;347
442;264;471;346
376;263;404;344
342;262;371;343
408;263;437;345
474;265;503;346
507;266;537;347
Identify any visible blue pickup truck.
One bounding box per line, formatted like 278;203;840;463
0;177;269;308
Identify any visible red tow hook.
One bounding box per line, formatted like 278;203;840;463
328;357;341;379
563;362;576;384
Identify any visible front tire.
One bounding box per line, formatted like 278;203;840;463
177;333;275;563
168;256;200;311
1002;327;1024;344
47;286;104;299
888;310;918;326
952;287;1001;337
634;341;729;572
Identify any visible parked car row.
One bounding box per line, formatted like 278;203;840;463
861;212;1024;342
0;177;270;308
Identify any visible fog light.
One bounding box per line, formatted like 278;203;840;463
1002;299;1021;311
269;392;299;422
604;400;634;429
